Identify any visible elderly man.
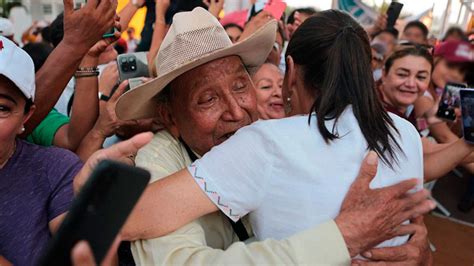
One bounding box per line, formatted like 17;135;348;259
113;8;432;265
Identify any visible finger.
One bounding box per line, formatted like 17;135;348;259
401;199;436;221
100;236;121;266
410;215;423;225
97;0;113;17
391;223;419;237
63;0;74;15
71;241;96;265
399;189;430;211
85;0;100;9
388;178;419;198
361;246;409;262
110;81;129;102
352;151;379;187
102;132;154;159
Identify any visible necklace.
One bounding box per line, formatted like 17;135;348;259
0;141;16;169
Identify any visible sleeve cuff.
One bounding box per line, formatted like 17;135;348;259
188;164;241;222
288;220;351;265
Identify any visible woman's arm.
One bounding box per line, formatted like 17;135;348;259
422;138;474;182
121;168;218;240
147;0;170;74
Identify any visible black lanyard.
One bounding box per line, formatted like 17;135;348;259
179;138;250;241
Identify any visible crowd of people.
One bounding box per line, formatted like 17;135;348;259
0;0;473;265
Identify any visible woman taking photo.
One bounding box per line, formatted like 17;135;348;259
379;45;474;182
79;10;429;257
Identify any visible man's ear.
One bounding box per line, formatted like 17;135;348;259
156;103;180;138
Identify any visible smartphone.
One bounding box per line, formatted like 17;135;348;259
264;1;287;20
117;52;150;82
386;2;403;29
460;89;474;144
38;160;151;266
436;82;467;121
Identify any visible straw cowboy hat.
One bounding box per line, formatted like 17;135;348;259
116;7;277;121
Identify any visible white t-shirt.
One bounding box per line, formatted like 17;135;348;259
189;107;423;248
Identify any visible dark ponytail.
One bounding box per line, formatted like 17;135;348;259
286;9;402;167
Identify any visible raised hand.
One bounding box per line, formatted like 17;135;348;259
62;0;118;52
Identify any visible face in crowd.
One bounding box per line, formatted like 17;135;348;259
402;23;428;45
224;24;243;44
431;58;467;89
373;31;397;56
160;56;258;156
251;63;285;119
381;54;432;110
0;75;35;151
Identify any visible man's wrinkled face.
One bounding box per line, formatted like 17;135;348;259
169;56;258;155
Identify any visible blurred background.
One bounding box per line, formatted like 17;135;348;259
1;0;472;45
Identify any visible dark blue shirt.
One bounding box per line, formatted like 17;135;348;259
0;139;83;265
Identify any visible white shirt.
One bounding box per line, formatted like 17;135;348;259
189;107;423;249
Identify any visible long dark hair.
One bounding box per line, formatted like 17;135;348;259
286;9;402;166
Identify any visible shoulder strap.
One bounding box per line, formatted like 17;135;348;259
179;138;250;241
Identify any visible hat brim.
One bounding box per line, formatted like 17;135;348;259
116;21;277;121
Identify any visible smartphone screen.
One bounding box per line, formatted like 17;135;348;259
436;82;467;121
460;89;474;144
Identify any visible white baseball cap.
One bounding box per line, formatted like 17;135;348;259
0;36;35;101
0;17;14;37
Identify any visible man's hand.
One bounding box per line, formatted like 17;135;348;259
73;132;153;194
366;14;387;37
352;216;432;266
239;11;275;41
62;0;118;53
335;151;435;257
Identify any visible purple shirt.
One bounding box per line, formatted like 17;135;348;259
0;139;83;265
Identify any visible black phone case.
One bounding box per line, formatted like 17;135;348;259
460;89;474;144
38;160;150;266
386;2;403;29
436;82;467;121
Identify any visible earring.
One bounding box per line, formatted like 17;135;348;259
20;127;25;133
284;97;292;115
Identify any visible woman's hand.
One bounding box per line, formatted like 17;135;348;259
99;63;119;97
94;80;138;139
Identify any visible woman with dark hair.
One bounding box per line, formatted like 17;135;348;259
379;45;474;183
77;10;428;256
443;27;468;42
